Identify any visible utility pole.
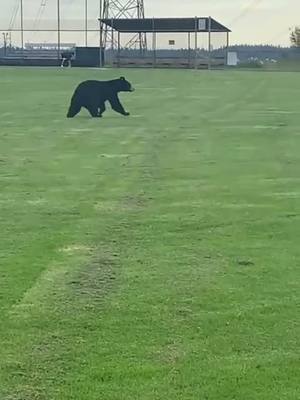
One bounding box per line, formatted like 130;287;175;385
57;0;61;59
85;0;88;46
100;0;147;51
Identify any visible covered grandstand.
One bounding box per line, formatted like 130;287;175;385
100;17;231;69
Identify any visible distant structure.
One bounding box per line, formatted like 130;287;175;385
25;43;75;50
100;0;147;51
99;17;231;69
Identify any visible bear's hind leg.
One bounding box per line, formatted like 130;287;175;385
86;105;101;118
67;99;81;118
98;102;106;117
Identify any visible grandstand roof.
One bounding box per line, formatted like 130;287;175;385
99;17;231;33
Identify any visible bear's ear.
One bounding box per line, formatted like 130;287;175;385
120;76;125;80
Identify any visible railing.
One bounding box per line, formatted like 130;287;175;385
4;49;59;59
112;56;226;69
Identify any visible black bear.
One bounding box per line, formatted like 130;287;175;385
67;76;134;118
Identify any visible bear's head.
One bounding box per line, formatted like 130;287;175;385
117;76;135;93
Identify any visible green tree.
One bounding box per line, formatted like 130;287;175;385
290;26;300;47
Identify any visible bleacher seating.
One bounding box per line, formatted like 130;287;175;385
112;56;226;69
4;49;59;59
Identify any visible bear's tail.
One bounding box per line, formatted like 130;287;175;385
67;97;81;118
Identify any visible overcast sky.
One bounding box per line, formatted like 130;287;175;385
0;0;299;47
147;0;298;46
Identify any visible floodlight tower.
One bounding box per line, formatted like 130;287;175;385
100;0;147;51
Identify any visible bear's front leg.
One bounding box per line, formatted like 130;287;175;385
109;95;130;116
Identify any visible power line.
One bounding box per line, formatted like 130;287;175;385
8;0;20;30
32;0;47;31
229;0;264;26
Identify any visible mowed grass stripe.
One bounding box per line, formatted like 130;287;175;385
0;67;299;399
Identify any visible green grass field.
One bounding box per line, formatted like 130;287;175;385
0;66;300;400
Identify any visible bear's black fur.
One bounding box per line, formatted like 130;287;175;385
67;76;134;118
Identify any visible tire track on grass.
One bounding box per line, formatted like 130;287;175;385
0;117;173;400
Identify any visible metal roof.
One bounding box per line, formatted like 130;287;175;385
99;18;231;33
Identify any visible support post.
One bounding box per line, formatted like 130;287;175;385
111;18;114;50
3;33;7;56
208;16;212;70
117;30;120;67
226;31;230;66
194;16;198;69
188;32;191;68
139;32;143;55
111;18;114;66
152;18;156;68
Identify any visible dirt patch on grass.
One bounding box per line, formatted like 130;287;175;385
27;198;47;206
94;192;150;213
121;193;147;210
100;153;129;159
66;249;118;303
1;385;46;400
237;260;255;267
59;244;95;255
5;246;118;400
10;245;117;319
156;343;186;366
94;200;119;212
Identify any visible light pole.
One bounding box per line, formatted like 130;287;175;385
99;0;103;67
85;0;88;47
20;0;24;49
57;0;61;59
